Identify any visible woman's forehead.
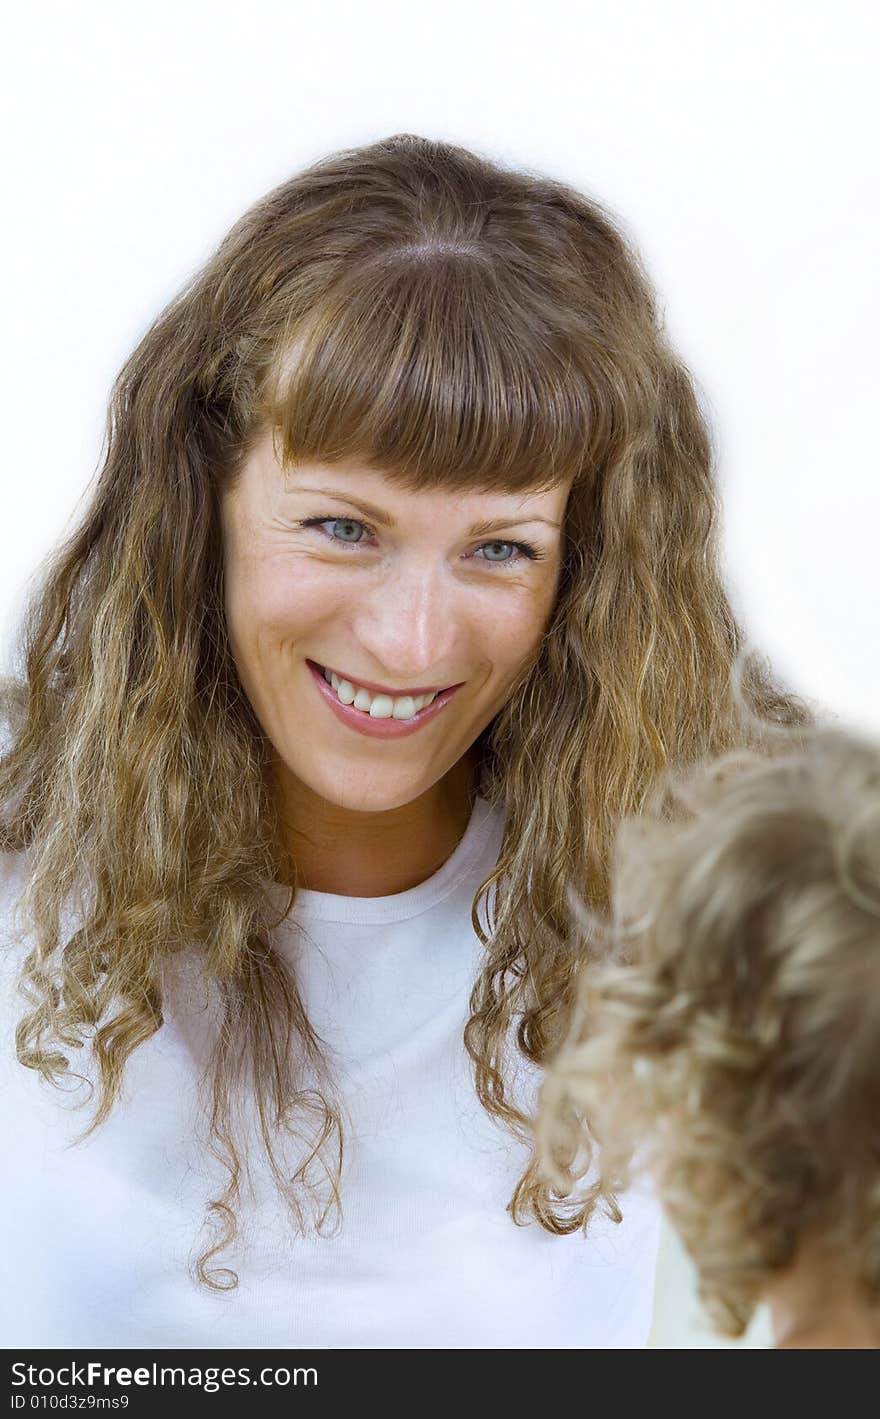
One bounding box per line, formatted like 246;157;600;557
282;457;571;519
244;426;574;519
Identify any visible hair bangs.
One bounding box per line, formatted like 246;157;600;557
259;249;595;494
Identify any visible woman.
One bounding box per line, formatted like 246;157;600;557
536;674;880;1348
0;133;813;1348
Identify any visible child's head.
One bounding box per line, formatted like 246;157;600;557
537;683;880;1340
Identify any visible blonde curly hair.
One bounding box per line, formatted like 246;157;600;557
536;649;880;1337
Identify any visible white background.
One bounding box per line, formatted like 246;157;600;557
2;1;877;1346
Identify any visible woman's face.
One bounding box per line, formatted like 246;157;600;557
220;428;572;814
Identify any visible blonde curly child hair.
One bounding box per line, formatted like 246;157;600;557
536;646;880;1346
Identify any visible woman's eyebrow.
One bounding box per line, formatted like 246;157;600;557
290;485;561;534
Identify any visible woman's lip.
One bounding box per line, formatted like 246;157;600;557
307;660;462;739
307;660;455;699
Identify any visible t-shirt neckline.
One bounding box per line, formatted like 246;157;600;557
266;793;499;926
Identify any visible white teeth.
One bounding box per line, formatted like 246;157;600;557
392;696;417;720
320;665;439;718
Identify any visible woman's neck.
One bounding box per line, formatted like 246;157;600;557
276;750;478;896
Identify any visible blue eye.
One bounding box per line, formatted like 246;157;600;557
477;541;516;562
324;518;364;543
298;516;545;569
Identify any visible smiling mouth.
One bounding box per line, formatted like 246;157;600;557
307;659;465;734
313;661;449;700
314;663;445;717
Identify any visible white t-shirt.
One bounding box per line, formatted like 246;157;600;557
0;794;660;1348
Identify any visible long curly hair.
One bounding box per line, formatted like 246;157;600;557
0;133;816;1290
536;651;879;1338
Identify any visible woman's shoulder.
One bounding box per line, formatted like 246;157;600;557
0;847;33;967
0;847;36;1025
0;849;39;1102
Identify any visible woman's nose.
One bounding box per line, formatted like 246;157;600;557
350;564;461;685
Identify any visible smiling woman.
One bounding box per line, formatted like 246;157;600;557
0;133;814;1349
220;433;572;891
